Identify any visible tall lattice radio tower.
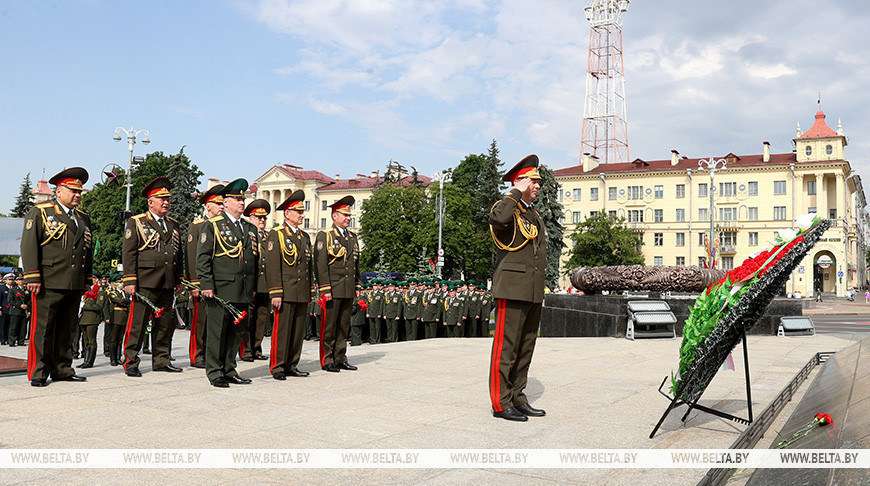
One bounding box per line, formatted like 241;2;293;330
580;0;630;165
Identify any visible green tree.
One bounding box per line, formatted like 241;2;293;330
11;173;35;217
565;213;645;269
167;148;205;235
359;184;429;274
420;183;486;280
537;165;566;289
82;151;202;275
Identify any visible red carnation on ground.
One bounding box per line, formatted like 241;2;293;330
815;412;834;426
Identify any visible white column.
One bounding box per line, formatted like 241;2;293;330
816;174;826;219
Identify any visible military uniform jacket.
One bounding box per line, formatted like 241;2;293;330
265;225;314;303
443;296;463;325
314;225;361;299
21;201;94;290
185;219;205;285
196;213;258;304
467;292;482;318
351;298;367;327
383;291;403;319
256;229;270;293
107;287;130;326
369;289;384;318
80;289;109;325
422;290;442;321
122;212;183;290
404;289;422;320
7;285;29;317
480;292;493;319
489;188;547;303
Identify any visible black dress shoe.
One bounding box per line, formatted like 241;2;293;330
125;369;143;377
287;369;310;377
225;375;252;384
241;356;255;362
211;377;229;388
9;342;16;347
493;407;528;422
191;362;206;369
338;362;358;371
253;354;269;361
54;374;87;382
153;364;183;373
322;363;340;372
272;372;286;380
516;403;546;417
30;379;48;387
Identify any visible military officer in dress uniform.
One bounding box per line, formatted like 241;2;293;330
478;287;493;337
185;184;224;369
383;281;403;343
368;279;384;344
196;179;258;388
121;177;185;377
314;195;361;372
421;280;441;339
403;279;422;341
240;198;272;362
21;167;92;386
265;190;313;380
488;154;547;422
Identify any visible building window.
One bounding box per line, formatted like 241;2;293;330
304;200;310;211
748;207;758;221
699;208;708;221
807;180;817;195
719;182;736;197
572;211;582;224
320;217;327;228
699;257;707;267
608;210;617;218
698;183;708;198
676;184;685;199
654;185;664;199
590;210;598;218
628;210;643;222
609;187;617;200
805;145;812;157
628;186;643;200
322;200;328;211
722;256;734;270
676;256;685;266
590;187;598;201
748;181;758;196
654;256;663;266
773;206;787;220
304;218;310;229
654;209;663;222
774;181;787;195
721;231;737;247
698;232;705;247
654;233;663;246
826;144;833;155
808;206;816;215
573;188;582;201
557;190;563;202
719;207;735;221
748;232;758;246
830;209;837;220
350;217;356;228
676;233;685;247
676;208;685;222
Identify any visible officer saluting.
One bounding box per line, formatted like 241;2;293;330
314;195;361;372
121;177;184;377
266;190;314;379
21;167;93;387
488;155;547;422
196;179;258;388
185;184;224;369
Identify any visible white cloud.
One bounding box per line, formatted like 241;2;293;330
744;62;796;80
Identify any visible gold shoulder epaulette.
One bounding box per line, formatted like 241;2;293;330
75;208;88;216
36;202;53;208
192;218;204;225
132;213;147;220
209;215;224;223
166;216;178;223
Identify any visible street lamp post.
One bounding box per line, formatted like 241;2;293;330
698;157;727;267
113;127;150;213
432;172;451;278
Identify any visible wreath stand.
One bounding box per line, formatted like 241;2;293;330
649;328;753;439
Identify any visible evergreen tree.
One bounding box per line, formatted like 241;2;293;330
565;213;645;269
167;148;204;235
536;165;566;290
11;172;34;217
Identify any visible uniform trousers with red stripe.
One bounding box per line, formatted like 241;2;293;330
27;289;80;381
270;301;306;374
123;287;175;371
204;299;248;383
320;297;352;367
489;299;541;412
189;296;207;365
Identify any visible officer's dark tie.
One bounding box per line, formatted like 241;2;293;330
68;209;77;229
236;220;243;235
158;218;167;232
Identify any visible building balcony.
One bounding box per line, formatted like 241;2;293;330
714;220;740;230
719;245;737;255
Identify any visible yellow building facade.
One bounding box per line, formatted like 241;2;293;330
553;110;869;298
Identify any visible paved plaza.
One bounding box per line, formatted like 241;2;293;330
0;326;859;485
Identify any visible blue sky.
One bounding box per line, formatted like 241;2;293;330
2;0;869;213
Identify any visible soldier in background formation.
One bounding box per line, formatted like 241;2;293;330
196;179;258;388
7;275;30;348
266;190;313;380
78;277;109;369
240;199;271;362
21;167;92;387
106;275;129;366
185;184;225;369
